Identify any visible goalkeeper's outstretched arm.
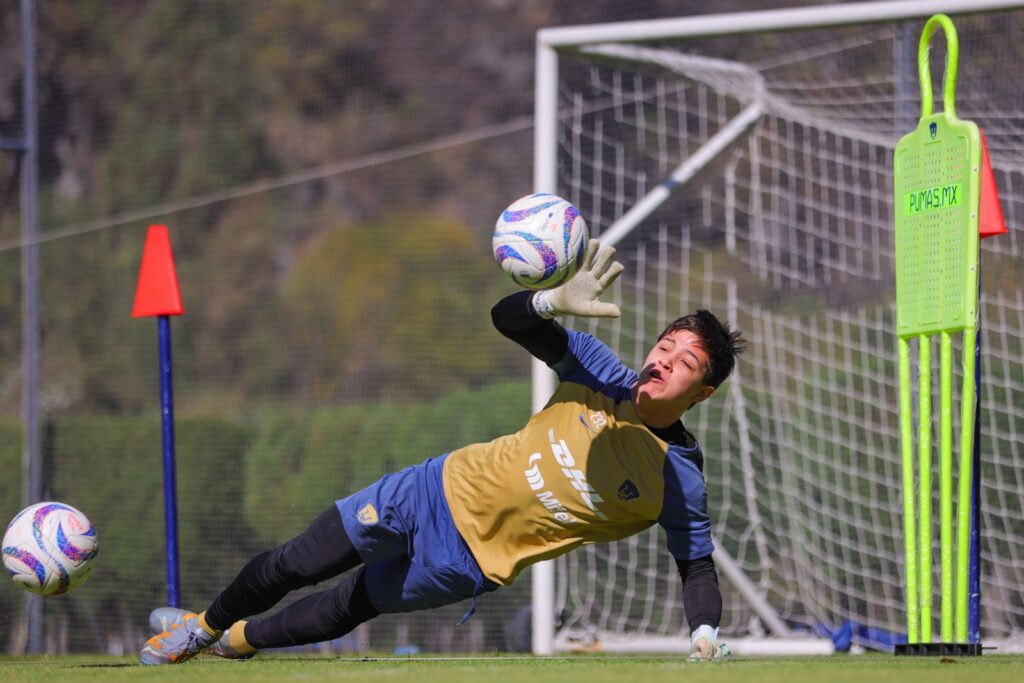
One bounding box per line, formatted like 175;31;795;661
490;289;568;365
491;240;624;364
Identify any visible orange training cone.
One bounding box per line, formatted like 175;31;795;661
979;131;1007;239
132;225;185;317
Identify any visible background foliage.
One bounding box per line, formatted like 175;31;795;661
0;0;905;654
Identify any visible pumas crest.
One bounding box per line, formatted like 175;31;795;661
357;503;379;525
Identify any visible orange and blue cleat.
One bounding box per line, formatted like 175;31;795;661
147;607;256;660
140;609;219;665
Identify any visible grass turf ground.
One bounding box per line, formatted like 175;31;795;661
0;654;1023;683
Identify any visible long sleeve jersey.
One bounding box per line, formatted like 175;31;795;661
441;292;714;586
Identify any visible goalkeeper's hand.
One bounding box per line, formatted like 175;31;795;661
688;625;730;661
531;240;624;319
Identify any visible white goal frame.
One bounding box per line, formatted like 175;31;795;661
530;0;1024;656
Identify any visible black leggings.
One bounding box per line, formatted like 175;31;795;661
204;505;379;649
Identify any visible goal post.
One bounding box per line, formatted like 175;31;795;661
532;0;1024;656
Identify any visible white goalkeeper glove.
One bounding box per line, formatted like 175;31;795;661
531;240;624;319
688;625;730;661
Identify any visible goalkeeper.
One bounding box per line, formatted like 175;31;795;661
141;240;744;665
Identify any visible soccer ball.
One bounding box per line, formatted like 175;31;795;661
2;502;98;596
492;193;589;290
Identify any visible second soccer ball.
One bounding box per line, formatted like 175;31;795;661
2;502;98;596
492;193;589;290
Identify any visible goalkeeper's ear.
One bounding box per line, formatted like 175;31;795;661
690;386;715;407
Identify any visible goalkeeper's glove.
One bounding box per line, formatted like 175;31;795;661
531;240;624;319
688;625;730;661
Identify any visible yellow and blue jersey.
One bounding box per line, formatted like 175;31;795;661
443;329;713;586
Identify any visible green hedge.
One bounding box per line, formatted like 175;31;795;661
243;380;531;543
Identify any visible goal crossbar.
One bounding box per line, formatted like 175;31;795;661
538;0;1024;47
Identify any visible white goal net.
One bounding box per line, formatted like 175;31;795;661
534;2;1024;654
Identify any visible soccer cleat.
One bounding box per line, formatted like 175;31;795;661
140;609;219;665
148;607;256;660
148;606;194;635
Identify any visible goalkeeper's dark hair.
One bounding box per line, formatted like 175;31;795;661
659;310;746;388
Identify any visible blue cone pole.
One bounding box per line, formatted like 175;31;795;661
158;314;181;608
968;323;982;643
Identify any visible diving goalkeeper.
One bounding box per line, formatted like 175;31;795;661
141;240;744;665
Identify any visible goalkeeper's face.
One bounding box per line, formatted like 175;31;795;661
634;329;715;420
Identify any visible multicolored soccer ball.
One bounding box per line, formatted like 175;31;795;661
492;193;589;290
2;502;98;596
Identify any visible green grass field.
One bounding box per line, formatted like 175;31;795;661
1;654;1023;683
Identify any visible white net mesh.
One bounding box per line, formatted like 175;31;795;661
548;10;1024;649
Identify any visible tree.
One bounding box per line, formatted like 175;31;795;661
281;211;506;402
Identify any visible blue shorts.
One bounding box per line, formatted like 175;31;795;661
336;454;498;614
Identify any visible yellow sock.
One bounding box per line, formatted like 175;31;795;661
228;621;257;654
196;611;220;637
